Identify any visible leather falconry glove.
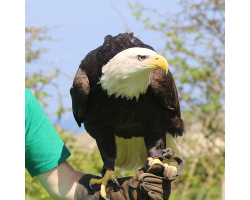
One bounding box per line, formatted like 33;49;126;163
74;148;184;200
74;167;170;200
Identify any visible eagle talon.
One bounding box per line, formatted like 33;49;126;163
102;196;109;200
89;182;94;190
112;178;120;189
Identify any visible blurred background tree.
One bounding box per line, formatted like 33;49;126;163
25;25;75;200
25;0;225;199
127;0;225;199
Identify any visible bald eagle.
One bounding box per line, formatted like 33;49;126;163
70;33;184;198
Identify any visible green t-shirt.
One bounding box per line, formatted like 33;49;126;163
25;88;71;177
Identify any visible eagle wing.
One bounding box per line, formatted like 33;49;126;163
149;69;184;137
150;69;181;116
70;68;90;127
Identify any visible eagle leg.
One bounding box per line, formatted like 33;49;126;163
89;129;120;199
144;126;177;178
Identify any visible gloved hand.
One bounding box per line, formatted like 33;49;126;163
74;163;174;200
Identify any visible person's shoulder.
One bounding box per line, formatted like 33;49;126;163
25;87;32;97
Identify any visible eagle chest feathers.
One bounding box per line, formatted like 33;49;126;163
70;32;184;172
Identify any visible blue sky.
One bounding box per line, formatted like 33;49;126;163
27;0;220;133
25;0;181;133
2;0;247;197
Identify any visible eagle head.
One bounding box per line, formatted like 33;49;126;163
99;47;169;100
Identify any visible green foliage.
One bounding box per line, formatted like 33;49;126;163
25;169;52;200
128;0;225;199
26;1;225;199
25;25;74;199
25;26;55;63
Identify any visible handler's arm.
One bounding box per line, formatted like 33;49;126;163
36;161;83;200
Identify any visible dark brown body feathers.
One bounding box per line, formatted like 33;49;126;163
70;33;184;169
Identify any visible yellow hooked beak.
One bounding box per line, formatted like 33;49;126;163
141;54;169;73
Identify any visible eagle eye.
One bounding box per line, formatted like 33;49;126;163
137;55;146;61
